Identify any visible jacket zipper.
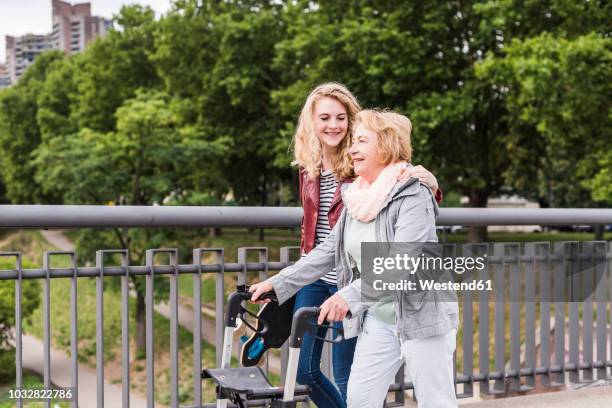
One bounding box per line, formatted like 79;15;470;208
376;204;403;336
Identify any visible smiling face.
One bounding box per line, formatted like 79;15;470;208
312;96;349;150
349;123;388;184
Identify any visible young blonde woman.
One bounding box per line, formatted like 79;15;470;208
251;109;457;408
286;83;442;408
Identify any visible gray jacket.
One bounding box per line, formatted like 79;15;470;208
269;177;459;340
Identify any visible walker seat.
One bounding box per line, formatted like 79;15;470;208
202;366;309;402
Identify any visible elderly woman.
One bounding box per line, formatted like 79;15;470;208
251;110;459;408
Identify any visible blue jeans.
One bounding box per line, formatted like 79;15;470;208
293;279;357;408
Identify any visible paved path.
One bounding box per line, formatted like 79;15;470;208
30;230;150;407
456;383;612;408
40;230;75;254
21;334;147;408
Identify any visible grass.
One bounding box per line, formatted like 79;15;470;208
442;231;612;243
0;230;56;263
0;372;71;408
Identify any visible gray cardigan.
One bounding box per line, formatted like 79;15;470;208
269;177;459;340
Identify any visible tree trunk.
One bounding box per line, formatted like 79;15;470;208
467;188;489;243
259;167;267;242
594;225;604;241
208;227;222;237
135;288;146;359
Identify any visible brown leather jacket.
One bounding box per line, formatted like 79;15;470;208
298;167;444;254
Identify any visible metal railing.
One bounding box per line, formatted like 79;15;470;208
1;206;611;408
0;205;611;227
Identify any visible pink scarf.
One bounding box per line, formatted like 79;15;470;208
344;162;412;222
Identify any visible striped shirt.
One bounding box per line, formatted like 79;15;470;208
301;169;338;284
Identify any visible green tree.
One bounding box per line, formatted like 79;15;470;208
0;51;65;204
74;4;160;132
36;56;79;143
477;33;611;207
34;90;229;354
154;0;290;206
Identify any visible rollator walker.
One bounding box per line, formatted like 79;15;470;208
202;288;342;408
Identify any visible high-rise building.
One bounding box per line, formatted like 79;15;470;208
5;34;53;83
50;0;112;55
3;0;112;85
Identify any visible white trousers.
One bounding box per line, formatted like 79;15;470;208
346;315;457;408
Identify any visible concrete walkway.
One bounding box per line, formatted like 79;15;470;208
457;383;612;408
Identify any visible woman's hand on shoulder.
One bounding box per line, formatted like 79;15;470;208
404;165;438;195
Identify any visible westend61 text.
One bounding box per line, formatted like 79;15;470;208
372;279;493;292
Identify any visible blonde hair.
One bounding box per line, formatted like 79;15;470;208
354;109;412;164
293;82;361;180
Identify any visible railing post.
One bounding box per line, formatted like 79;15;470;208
523;243;538;390
608;241;612;381
508;243;523;392
279;247;299;386
120;251;131;408
1;252;23;408
42;251;78;407
552;242;566;386
95;251;105;408
459;244;474;397
594;241;607;381
96;249;130;408
144;250;156;408
493;244;506;394
68;252;79;408
537;242;553;387
146;248;179;407
581;242;594;382
193;248;225;403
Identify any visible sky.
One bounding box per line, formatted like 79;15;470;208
0;0;172;62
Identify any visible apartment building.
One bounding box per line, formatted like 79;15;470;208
5;34;53;83
3;0;111;85
50;0;112;55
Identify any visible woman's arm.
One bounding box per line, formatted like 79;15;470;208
252;221;339;305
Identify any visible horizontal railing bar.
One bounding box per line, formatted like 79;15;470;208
455;360;612;383
197;395;310;407
3;252;612;279
0;262;294;280
0;205;611;228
